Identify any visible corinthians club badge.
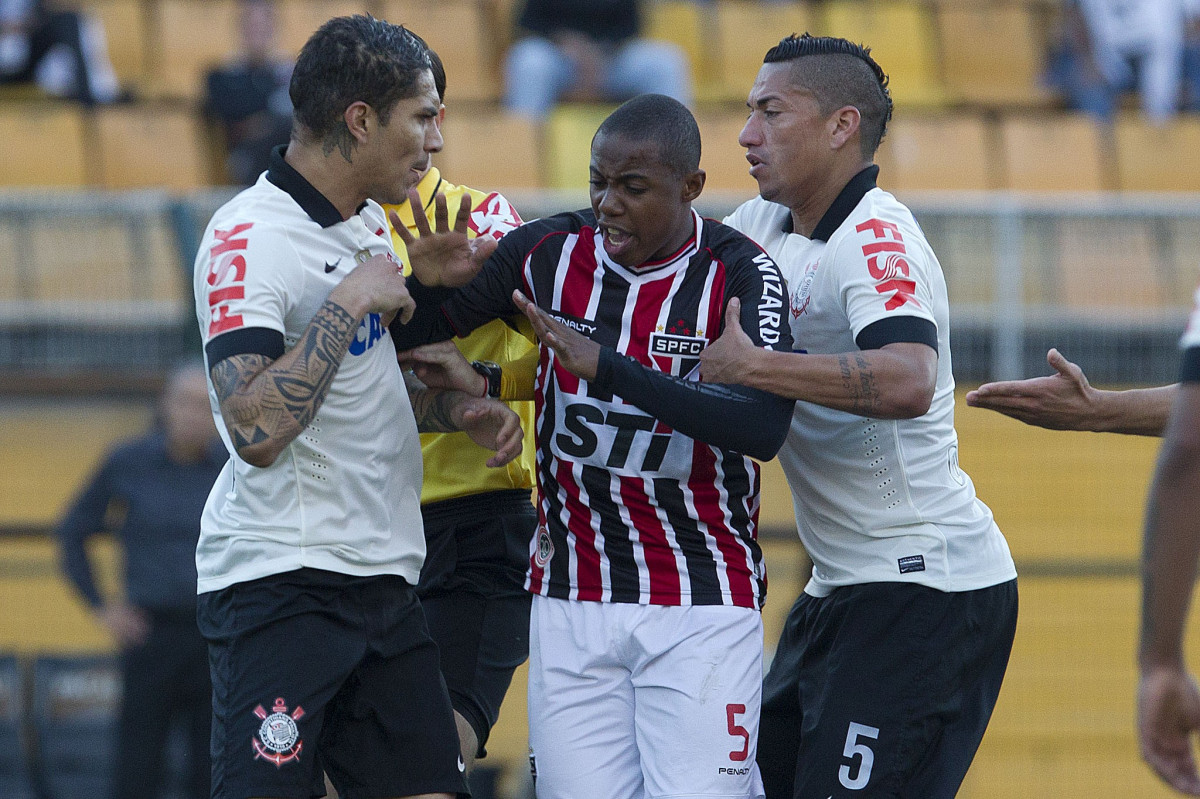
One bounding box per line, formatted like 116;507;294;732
252;697;305;766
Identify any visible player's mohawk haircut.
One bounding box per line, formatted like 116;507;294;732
762;33;894;157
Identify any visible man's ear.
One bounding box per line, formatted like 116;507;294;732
682;169;706;203
829;105;861;152
344;100;373;144
436;104;446;128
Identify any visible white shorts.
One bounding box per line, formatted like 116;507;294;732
527;595;765;799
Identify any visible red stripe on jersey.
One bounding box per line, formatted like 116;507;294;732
627;273;676;372
689;446;758;608
554;232;602;395
557;459;603;601
703;252;727;345
619;479;682;604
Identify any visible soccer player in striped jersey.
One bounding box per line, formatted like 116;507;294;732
393;93;794;799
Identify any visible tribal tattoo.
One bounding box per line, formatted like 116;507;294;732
403;372;463;433
210;300;359;453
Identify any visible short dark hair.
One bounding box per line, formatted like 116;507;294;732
764;33;893;158
290;15;431;153
406;29;446;102
594;94;701;176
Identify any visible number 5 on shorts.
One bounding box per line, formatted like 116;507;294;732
726;703;750;762
838;721;880;790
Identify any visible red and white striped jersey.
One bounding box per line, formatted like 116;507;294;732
426;209;792;609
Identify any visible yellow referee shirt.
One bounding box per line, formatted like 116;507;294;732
384;167;537;504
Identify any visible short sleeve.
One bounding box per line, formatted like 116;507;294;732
196;220;302;346
833;216;938;340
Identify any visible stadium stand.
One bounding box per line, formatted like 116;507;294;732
998;112;1112;191
81;0;150;92
380;0;499;102
710;0;813;103
543;102;617;190
694;109;759;194
276;0;371;56
148;0;241;100
0;103;91;186
94;105;213;189
876;112;996;191
642;0;711;99
437;110;544;189
936;2;1056;109
1114;114;1200;192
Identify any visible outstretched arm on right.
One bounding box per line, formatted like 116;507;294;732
965;348;1174;436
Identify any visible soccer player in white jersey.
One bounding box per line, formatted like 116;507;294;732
699;34;1019;798
192;16;520;799
1139;287;1200;796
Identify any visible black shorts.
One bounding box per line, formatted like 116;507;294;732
758;579;1018;799
418;489;535;757
196;568;469;799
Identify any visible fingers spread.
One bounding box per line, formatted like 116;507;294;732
388;208;414;244
408;189;432;236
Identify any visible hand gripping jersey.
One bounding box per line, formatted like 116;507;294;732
382;168;537;504
192;154;425;594
726;167;1017;597
396;209;793;609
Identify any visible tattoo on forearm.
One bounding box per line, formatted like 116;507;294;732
211;300;359;452
404;373;462;433
838;353;882;415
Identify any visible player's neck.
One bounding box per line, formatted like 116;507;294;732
789;159;872;238
283;142;363;221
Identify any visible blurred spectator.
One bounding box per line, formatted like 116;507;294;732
1046;0;1188;123
203;0;293;185
1182;0;1200;110
503;0;692;120
0;0;121;104
55;361;225;799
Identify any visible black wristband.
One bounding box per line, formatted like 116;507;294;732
471;360;502;398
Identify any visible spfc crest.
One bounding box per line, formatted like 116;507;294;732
534;525;554;568
252;696;305;767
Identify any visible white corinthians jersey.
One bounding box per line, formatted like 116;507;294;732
726;167;1016;597
193;154;424;594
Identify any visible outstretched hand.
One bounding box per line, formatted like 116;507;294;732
451;396;524;468
699;297;754;384
388;190;497;288
1139;664;1200;795
513;289;600;381
398;340;485;396
965;348;1097;430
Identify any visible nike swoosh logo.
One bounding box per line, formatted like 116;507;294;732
324;260;339;273
457;755;465;772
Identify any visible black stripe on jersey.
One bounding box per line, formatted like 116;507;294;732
855;316;938;353
652;478;723;603
719;451;765;604
586;269;632;403
1180;346;1200;383
660;258;712;377
579;463;640;603
539;459;574;601
205;326;285;369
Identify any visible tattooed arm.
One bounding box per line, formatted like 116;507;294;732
209;254;413;467
403;372;525;467
700;300;936;419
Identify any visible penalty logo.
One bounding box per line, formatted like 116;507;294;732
253;697;305;767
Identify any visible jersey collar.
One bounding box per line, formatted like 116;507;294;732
388;167;445;231
788;164;880;242
265;144;347;229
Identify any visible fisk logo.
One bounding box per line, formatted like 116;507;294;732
205;223;253;336
856;219;920;312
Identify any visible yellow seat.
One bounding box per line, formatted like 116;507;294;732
818;0;946;108
936;3;1055;108
711;0;813;102
543;103;617;190
437;111;543;190
642;0;711;98
0;103;90;186
1055;219;1161;307
695;110;757;195
1114;114;1200;191
379;0;499;102
80;0;148;91
876;112;995;191
93;105;212;189
276;0;373;56
998;113;1110;191
147;0;240;100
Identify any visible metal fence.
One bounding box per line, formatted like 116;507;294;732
2;187;1196;385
